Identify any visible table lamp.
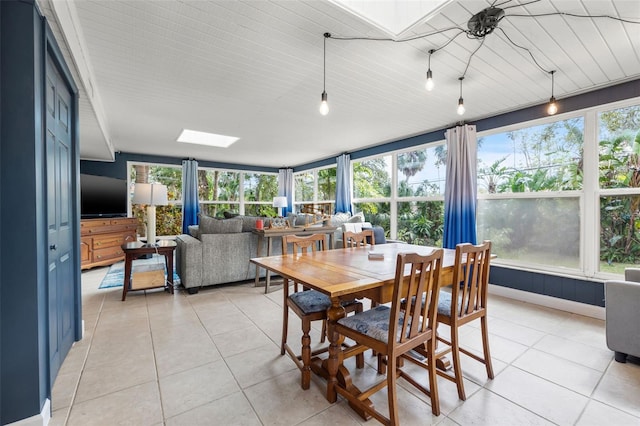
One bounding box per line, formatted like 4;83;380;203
273;196;287;217
132;183;168;246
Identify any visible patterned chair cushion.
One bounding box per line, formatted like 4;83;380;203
437;291;466;317
289;290;332;315
337;306;402;343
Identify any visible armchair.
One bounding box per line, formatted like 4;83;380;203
605;268;640;362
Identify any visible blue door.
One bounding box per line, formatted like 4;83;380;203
46;54;75;381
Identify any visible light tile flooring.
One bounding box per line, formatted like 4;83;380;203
50;268;640;426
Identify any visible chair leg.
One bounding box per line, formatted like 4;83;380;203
387;356;399;426
426;338;440;416
450;325;466;400
480;315;494;379
301;318;312;390
320;320;327;343
281;303;289;356
377;353;386;374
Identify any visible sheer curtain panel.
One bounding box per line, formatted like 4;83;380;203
443;125;478;248
182;159;199;233
278;168;294;215
335;153;352;214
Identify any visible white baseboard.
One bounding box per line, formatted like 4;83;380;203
7;398;50;426
488;284;605;320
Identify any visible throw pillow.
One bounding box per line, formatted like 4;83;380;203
332;212;351;225
200;216;243;234
347;212;365;223
223;211;240;219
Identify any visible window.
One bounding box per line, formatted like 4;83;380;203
396;145;446;245
476;117;584;270
197;169;240;217
598;104;640;274
353;156;392;199
130;164;183;236
295;172;314;203
293;166;336;215
243;172;278;216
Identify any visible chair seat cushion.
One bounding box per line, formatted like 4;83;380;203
337;306;401;343
289;290;331;315
437;291;466;317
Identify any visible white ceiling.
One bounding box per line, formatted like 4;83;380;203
38;0;640;168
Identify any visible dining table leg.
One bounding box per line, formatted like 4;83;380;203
324;297;373;420
325;297;345;403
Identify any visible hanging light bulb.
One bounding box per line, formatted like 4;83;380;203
457;77;465;115
319;91;329;116
425;49;435;91
547;70;558;115
319;33;330;116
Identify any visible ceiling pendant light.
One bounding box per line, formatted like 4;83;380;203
425;49;435;91
319;33;330;116
547;70;558;115
457;77;465;115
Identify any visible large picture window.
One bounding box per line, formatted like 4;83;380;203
198;169;240;217
476;117;584;271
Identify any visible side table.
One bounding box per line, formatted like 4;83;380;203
121;240;177;301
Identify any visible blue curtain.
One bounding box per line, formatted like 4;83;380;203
278;168;293;215
181;159;199;233
443;125;478;248
335;153;352;214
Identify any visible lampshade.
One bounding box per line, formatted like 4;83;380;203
132;183;168;206
272;196;288;208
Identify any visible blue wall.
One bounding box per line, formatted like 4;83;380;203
81;152;278;179
1;1;81;423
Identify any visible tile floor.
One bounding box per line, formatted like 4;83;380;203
50;268;640;426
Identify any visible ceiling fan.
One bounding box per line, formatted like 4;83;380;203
320;0;639;117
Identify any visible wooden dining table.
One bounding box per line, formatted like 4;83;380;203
250;243;458;418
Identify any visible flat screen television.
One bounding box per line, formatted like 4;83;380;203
80;174;128;219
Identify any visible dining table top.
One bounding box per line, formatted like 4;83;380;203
250;243;457;299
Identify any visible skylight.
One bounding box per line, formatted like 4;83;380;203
329;0;452;39
176;129;239;148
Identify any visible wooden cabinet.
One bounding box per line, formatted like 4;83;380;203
80;217;138;269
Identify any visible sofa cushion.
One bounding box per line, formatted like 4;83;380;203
363;225;387;244
200;215;243;234
188;225;199;238
348;212;365;223
331;212;351;227
237;215;270;232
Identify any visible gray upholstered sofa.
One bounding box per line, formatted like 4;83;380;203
605;268;640;362
176;215;282;294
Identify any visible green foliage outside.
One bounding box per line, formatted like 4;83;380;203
598;105;640;268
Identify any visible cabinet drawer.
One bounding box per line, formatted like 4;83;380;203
93;246;124;262
93;234;126;249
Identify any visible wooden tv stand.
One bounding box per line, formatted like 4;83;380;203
80;217;138;270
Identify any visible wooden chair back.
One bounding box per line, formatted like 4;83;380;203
451;241;492;320
281;233;326;255
389;250;442;348
342;229;375;248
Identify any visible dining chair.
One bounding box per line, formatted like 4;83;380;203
334;250;444;424
280;234;364;390
342;229;380;317
432;240;493;400
342;229;375;248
